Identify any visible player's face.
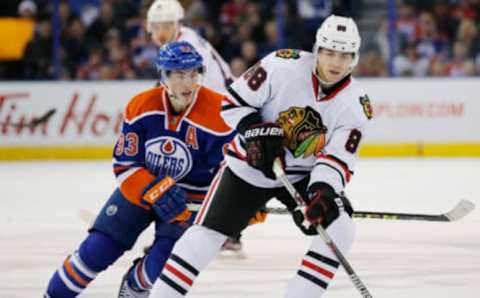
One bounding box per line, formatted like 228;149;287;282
316;49;353;83
150;22;178;46
165;69;201;112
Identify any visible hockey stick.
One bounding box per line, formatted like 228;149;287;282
0;108;56;128
272;158;373;298
78;203;203;226
266;199;475;222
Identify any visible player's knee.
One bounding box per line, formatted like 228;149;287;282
180;225;228;260
78;231;125;272
315;212;356;255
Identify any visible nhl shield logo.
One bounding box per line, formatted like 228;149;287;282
145;136;193;180
106;204;118;216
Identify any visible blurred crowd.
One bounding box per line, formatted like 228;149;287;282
379;0;480;77
1;0;480;80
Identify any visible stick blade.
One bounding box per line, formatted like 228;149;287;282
444;199;475;221
78;208;96;228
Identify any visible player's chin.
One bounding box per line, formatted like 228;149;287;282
326;72;342;82
178;94;193;106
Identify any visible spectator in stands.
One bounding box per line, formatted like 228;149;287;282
396;3;419;48
77;47;103;80
240;40;259;67
258;20;279;57
62;18;89;78
416;12;449;59
22;19;54;79
432;2;457;41
444;41;476;76
296;0;332;49
9;0;480;80
18;0;37;19
354;50;388;77
58;0;76;36
87;2;118;49
456;17;479;57
220;22;253;61
393;42;430;76
230;56;247;77
219;0;247;37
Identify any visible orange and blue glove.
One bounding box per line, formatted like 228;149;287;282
142;176;191;223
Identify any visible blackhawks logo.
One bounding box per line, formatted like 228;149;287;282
359;95;373;119
276;106;327;158
275;49;300;59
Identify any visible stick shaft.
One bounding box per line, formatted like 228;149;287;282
272;158;373;297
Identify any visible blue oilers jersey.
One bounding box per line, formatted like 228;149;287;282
113;85;235;209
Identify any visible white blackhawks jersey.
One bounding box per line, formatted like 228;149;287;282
177;26;233;95
221;49;373;194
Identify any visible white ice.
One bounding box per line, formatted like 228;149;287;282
1;158;479;297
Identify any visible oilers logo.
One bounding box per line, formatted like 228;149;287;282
146;136;193;180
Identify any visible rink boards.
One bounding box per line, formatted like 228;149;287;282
1;79;479;160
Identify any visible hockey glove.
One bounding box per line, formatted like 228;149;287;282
142;176;191;223
248;206;268;225
292;182;342;235
244;123;285;179
305;182;339;228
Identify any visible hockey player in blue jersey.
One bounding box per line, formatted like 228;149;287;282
44;41;236;297
145;0;246;254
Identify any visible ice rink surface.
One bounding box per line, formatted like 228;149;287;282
1;158;479;298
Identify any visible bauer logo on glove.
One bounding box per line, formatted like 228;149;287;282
244;125;284;138
244;123;285;179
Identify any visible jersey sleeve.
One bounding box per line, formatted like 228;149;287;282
310;97;372;194
112;106;155;206
221;52;278;129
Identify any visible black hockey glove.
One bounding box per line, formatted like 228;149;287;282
305;182;339;228
244;123;285;179
292;182;353;235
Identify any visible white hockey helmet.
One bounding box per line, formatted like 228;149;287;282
313;15;361;70
147;0;184;33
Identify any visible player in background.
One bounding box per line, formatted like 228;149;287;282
145;0;247;254
146;0;233;95
149;15;373;298
44;41;236;298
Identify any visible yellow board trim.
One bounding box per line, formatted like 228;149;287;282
0;146;113;161
1;143;480;161
360;143;480;157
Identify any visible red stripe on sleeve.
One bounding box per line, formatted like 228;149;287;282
316;154;351;182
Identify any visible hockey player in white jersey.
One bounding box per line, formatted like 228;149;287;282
149;15;373;298
146;0;233;95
